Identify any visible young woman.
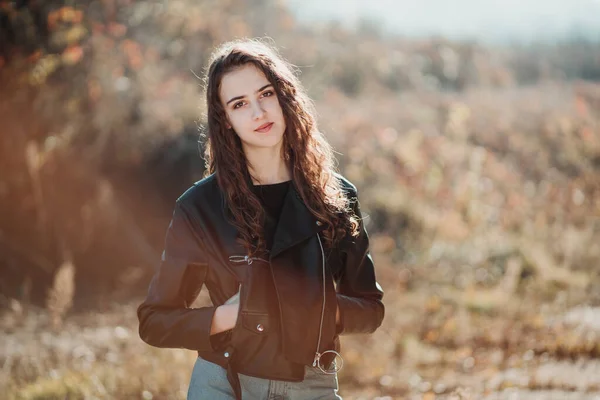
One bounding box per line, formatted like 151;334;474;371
137;39;385;400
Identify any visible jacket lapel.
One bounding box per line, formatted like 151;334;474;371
269;184;325;260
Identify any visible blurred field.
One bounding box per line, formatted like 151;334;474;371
1;0;600;399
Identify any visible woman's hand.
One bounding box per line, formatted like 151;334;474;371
210;303;239;334
210;288;241;335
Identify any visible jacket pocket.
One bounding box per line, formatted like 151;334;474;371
229;311;274;368
239;312;270;335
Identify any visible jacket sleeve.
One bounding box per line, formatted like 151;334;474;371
137;202;218;352
335;190;385;335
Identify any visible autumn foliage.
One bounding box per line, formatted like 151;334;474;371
1;0;600;399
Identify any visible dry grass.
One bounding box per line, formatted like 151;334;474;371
46;258;75;330
3;258;600;400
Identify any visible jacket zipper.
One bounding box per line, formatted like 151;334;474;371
312;233;326;367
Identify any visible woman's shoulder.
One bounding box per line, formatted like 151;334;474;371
333;172;358;197
175;173;220;207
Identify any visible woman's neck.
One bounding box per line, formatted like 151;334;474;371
244;145;291;185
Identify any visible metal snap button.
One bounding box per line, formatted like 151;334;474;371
256;324;264;332
224;352;230;358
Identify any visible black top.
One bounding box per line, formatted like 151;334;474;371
229;180;291;283
251;180;291;252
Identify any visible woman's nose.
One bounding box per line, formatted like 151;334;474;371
251;102;266;120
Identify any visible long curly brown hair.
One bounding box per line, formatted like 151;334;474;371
201;38;358;256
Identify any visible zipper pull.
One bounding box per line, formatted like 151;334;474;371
228;255;270;265
228;255;253;264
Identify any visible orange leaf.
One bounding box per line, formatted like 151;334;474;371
47;11;59;31
121;39;139;54
73;10;83;23
88;79;102;102
59;6;76;22
108;22;127;37
121;39;143;70
580;126;595;143
425;329;439;342
129;54;143;70
575;95;588;117
423;393;436;400
91;22;105;35
62;45;84;65
145;47;160;63
27;50;42;63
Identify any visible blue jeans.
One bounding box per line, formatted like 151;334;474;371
187;357;343;400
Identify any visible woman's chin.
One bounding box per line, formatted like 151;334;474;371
242;134;284;151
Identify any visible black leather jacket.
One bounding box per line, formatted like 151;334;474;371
137;173;384;395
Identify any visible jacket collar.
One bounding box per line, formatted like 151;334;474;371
269;183;326;260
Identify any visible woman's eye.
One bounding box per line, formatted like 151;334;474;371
261;90;274;98
233;101;245;109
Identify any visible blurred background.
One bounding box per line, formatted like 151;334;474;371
1;0;600;399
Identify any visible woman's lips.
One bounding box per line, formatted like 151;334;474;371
255;122;273;133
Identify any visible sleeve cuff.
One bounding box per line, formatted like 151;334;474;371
209;329;232;351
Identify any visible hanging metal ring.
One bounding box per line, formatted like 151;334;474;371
316;350;344;374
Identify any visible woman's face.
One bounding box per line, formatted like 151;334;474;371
219;64;287;154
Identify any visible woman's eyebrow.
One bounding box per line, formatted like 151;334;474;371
226;83;273;105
